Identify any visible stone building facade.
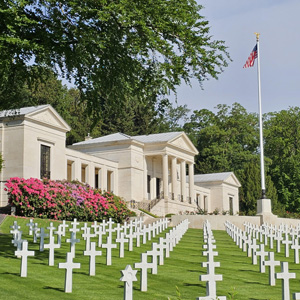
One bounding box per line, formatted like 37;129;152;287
0;105;241;215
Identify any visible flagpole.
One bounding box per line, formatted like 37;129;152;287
255;32;266;199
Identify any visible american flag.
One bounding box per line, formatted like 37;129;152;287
243;44;258;68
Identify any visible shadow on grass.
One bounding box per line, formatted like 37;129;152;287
187;269;201;273
0;234;17;258
183;283;203;287
43;285;64;293
0;271;20;276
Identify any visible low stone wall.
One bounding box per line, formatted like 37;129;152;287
151;199;196;217
170;214;300;230
170;214;261;230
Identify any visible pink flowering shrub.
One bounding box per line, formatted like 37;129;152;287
5;177;134;222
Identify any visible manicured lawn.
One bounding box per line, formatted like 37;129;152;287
0;216;299;299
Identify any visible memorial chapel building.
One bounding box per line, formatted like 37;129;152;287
0;105;241;215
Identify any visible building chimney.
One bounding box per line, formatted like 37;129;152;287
85;133;92;141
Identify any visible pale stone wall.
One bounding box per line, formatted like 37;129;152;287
151;199;197;217
170;214;300;230
65;148;118;193
170;214;261;230
195;181;240;214
23;120;67;180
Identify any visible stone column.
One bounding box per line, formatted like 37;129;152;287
101;166;107;191
163;154;169;200
188;162;194;204
144;156;148;200
171;157;177;200
97;168;101;190
180;160;186;202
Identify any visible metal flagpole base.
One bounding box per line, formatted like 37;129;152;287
257;198;272;215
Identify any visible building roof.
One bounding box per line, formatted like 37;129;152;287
0;105;49;118
134;132;182;144
73;133;131;146
73;131;183;146
194;172;235;183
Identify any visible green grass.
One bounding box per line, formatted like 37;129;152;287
0;216;299;299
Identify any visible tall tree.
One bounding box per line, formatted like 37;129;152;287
184;103;259;173
236;160;278;215
0;0;229;116
264;107;300;212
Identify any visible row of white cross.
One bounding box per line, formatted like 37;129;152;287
225;221;300;300
197;220;226;300
10;217;169;293
119;218;190;300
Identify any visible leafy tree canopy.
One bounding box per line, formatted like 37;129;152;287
264;107;300;212
184;103;260;173
0;0;229;115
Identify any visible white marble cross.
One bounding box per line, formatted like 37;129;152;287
101;219;108;233
95;225;106;247
154;242;165;265
66;232;80;258
251;239;260;265
60;220;69;236
159;237;170;258
26;219;34;236
81;223;89;240
84;242;102;276
116;232;129;258
269;230;276;249
199;271;223;299
47;222;56;239
44;235;60;266
54;225;64;245
102;237;117;265
292;239;300;264
58;252;81;293
135;229;142;248
15;240;35;277
134;253;154;292
10;221;20;239
37;227;49;252
263;251;280;286
114;223;123;240
70;219;80;237
33;223;40;243
256;244;268;273
282;233;293;258
275;231;283;253
126;225;136;252
82;227;96;251
12;230;24;254
106;218;115;235
91;221;99;235
275;261;296;300
146;243;160;274
120;265;138;300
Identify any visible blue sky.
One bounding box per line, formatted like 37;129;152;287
172;0;300;114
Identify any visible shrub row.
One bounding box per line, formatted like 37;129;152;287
5;177;134;222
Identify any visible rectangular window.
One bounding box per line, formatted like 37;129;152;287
156;178;161;198
67;160;74;181
95;167;100;189
107;170;113;192
229;197;233;215
147;175;151;194
81;164;88;183
40;145;50;179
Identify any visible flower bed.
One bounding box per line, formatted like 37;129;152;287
5;177;134;222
